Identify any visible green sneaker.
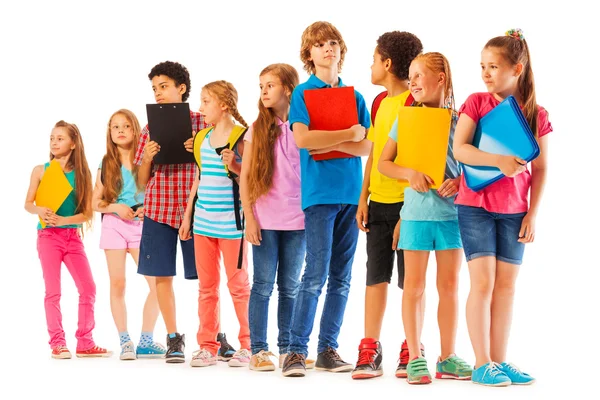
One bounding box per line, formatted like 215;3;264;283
435;354;473;380
406;357;432;384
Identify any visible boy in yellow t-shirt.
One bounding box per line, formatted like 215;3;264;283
352;31;423;380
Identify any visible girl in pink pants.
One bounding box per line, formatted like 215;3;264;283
25;120;111;359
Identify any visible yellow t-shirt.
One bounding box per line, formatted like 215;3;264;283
367;90;411;203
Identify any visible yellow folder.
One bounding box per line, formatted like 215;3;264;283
35;160;74;228
395;107;452;189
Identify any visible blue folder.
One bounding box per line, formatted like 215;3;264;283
462;96;540;192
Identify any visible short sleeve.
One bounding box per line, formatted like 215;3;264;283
244;124;254;142
134;125;150;166
289;87;310;130
388;117;399;142
538;107;553;138
355;90;371;130
458;93;484;124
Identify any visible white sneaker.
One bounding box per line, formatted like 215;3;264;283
120;341;136;360
190;348;217;367
279;353;315;369
228;349;251;367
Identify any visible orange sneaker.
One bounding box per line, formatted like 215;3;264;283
51;346;72;359
76;345;112;358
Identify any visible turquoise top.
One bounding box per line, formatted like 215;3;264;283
37;162;80;229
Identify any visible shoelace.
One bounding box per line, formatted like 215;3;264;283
323;347;343;362
148;342;166;351
256;351;275;363
168;336;184;354
504;362;523;374
235;349;251;358
284;352;305;368
192;349;213;360
357;349;377;366
55;346;69;352
483;362;504;378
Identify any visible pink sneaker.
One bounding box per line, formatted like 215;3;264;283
76;345;112;358
228;349;251;367
51;346;72;359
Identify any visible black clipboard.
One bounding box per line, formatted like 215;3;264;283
146;103;195;165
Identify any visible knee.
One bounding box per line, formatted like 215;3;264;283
278;281;300;299
251;280;275;299
470;278;494;298
110;278;126;297
45;291;61;303
326;275;351;297
493;279;516;297
437;277;458;298
403;280;425;299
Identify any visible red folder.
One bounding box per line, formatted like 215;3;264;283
304;86;358;161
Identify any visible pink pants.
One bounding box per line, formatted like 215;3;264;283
194;234;250;355
37;228;96;350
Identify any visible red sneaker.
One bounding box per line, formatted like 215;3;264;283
395;339;425;378
76;345;113;358
51;346;72;359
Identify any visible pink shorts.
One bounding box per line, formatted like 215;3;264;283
99;214;143;250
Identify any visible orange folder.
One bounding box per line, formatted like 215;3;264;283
395;107;452;189
35;160;74;228
304;86;358;161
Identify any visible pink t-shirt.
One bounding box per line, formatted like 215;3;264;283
244;119;304;230
456;92;553;214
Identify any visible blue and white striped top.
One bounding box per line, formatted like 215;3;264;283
193;130;243;239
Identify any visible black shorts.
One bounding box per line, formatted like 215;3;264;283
365;201;405;288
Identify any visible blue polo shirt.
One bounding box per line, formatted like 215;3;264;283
289;74;370;210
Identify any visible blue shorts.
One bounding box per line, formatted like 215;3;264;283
398;220;462;251
457;205;526;265
138;217;197;279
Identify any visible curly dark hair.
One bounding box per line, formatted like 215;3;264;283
148;61;192;102
376;32;423;80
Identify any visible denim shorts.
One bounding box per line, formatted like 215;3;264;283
398;220;462;251
137;217;197;279
457;205;527;265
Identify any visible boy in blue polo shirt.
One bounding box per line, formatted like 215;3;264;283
281;21;371;377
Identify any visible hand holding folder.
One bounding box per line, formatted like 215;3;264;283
462;96;540;192
304;86;358;161
35;160;74;228
395;107;452;189
146;103;195;165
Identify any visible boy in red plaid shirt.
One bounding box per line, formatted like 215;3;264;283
135;61;207;363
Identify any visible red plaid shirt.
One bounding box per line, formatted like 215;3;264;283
134;111;207;229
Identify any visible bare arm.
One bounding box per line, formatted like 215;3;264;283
359;145;374;203
293;122;364;149
378;138;414;180
183;169;200;222
528;134;548;217
239;141;256;222
335;137;371;156
24;165;46;216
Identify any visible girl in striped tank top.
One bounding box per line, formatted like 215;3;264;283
181;81;251;368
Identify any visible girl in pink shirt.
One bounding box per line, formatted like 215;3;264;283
453;29;552;386
240;64;313;371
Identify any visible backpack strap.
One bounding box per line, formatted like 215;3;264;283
192;127;213;170
370;91;388;128
100;157;106;221
404;93;415;106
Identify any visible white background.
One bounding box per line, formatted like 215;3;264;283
1;1;597;399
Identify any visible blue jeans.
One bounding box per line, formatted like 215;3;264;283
249;229;306;355
289;204;359;356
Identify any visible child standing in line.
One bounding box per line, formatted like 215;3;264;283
180;80;252;369
93;109;166;360
25;120;111;359
453;29;551;387
379;52;472;384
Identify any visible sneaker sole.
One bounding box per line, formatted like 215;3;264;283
228;360;250;367
190;361;217;367
166;357;186;364
136;354;165;359
218;356;233;362
407;376;432;384
315;365;353;373
76;353;113;358
395;371;407;378
120;353;137;361
511;380;536;386
351;370;383;379
435;372;471;380
51;353;72;360
250;365;276;371
282;368;306;377
472;380;511;387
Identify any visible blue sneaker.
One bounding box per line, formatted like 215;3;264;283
498;362;535;385
136;341;167;359
472;362;511;387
